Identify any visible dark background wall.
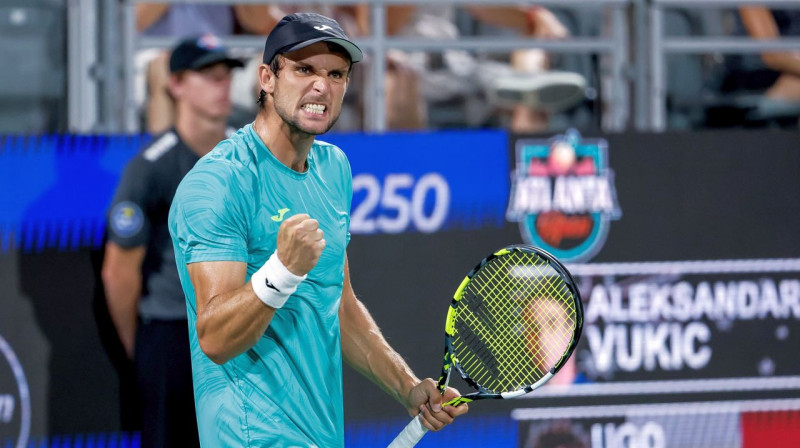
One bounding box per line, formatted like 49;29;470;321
1;130;799;446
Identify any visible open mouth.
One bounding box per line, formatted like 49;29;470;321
302;103;326;116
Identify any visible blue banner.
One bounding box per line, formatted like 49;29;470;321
0;135;145;252
325;130;509;235
0;130;509;252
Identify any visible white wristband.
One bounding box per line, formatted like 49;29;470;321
251;252;306;309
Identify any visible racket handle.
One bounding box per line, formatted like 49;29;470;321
387;414;428;448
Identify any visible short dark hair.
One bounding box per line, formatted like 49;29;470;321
256;42;353;110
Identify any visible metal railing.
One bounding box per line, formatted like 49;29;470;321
67;0;99;132
115;0;631;133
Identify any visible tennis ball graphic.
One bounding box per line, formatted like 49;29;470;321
548;142;576;175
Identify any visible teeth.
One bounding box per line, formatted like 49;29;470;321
303;104;325;115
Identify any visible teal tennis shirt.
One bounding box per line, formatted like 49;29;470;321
168;124;352;447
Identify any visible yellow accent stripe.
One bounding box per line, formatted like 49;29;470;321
444;396;473;407
445;305;457;336
453;276;470;301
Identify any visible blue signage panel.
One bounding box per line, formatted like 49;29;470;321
0;135;144;251
325;130;509;235
0;131;509;251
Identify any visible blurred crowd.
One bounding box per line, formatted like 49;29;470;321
134;3;800;133
134;3;590;134
2;2;800;133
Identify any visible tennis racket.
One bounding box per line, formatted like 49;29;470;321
388;245;584;448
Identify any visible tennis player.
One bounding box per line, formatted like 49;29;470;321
168;13;467;446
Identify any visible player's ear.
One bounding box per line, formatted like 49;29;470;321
259;63;276;94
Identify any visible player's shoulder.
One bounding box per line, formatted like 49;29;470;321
312;138;349;167
201;126;258;170
312;138;344;153
181;127;257;190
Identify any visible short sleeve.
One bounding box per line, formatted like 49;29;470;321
169;157;253;264
107;157;153;247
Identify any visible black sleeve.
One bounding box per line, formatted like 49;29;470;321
106;156;154;248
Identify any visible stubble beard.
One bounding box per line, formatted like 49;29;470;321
274;99;340;137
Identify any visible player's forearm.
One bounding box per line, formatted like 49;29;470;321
102;271;141;359
340;296;419;406
196;283;276;364
190;217;321;364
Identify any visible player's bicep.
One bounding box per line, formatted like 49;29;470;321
187;260;248;314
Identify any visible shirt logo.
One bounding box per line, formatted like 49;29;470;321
271;208;290;222
110;201;144;238
314;25;333;31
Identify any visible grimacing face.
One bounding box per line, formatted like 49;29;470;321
267;42;351;136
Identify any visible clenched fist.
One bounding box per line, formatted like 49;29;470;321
276;214;325;276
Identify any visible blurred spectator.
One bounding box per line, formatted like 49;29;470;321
376;5;586;131
738;7;800;127
230;5;585;131
136;3;278;133
103;36;242;447
139;3;368;131
136;4;587;132
137;3;277;36
712;8;800;128
465;6;585;132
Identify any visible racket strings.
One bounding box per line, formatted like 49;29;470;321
452;251;578;394
456;257;543;390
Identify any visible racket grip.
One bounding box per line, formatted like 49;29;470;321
387;414;429;448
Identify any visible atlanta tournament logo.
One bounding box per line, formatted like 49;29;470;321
507;129;621;262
